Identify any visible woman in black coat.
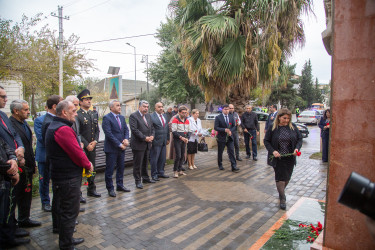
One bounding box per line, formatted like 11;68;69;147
318;109;330;162
264;108;302;210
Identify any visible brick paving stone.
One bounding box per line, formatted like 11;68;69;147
23;130;326;249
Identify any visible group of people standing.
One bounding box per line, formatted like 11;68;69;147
0;82;313;249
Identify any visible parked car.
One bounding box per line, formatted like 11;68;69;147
204;112;221;120
295;122;309;138
254;111;269;121
296;110;321;125
252;107;263;112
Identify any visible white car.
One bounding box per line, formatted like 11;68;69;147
297;110;321;125
205;113;221;120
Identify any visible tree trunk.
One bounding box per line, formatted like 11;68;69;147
228;85;250;116
31;91;36;118
190;101;196;110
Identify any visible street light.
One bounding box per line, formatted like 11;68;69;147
140;55;149;97
126;42;137;110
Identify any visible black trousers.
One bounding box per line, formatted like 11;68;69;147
0;180;16;247
217;139;237;169
132;149;150;183
232;130;240;158
173;139;186;172
84;149;96;190
52;176;81;250
14;171;33;222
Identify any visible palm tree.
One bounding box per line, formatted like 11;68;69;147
169;0;313;114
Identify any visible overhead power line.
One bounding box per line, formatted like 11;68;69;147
70;0;112;16
75;33;156;45
77;48;158;57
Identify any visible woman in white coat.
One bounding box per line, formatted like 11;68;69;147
187;109;202;169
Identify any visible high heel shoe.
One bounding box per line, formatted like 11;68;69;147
189;165;194;170
193;165;197;169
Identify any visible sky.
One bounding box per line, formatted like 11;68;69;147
0;0;332;84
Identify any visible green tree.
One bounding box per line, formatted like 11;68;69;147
148;19;205;108
314;78;323;104
169;0;313;114
298;59;315;108
267;63;304;109
0;15;93;115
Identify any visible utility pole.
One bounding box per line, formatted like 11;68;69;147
51;6;69;97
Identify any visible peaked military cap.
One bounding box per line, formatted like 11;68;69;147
77;89;93;100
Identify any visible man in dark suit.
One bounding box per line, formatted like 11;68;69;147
0;87;29;248
76;89;101;197
241;105;260;161
150;102;170;181
0;87;24;160
34;95;62;212
9;100;41;228
102;100;130;197
129;100;155;189
214;104;240;172
265;104;278;133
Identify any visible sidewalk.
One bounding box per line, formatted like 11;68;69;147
23;146;327;250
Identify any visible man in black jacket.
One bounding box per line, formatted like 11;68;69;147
0;137;27;248
10;100;41;228
129;100;155;189
241;105;260;161
46;100;93;249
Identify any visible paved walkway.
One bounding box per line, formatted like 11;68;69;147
21;143;327;250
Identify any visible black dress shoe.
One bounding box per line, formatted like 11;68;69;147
152;177;160;181
15;228;29;237
246;155;251;159
80;196;86;204
108;190;117;197
5;237;30;247
136;183;143;189
42;204;52;212
72;237;84;245
158;174;169;178
142;179;156;183
181;167;186;171
87;190;102;197
218;166;224;170
280;203;286;210
18;219;42;228
236;157;243;161
79;207;85;212
253;157;258;161
232;167;240;173
116;186;131;192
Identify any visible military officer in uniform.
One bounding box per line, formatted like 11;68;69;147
77;89;101;197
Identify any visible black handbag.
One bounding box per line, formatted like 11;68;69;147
197;138;208;152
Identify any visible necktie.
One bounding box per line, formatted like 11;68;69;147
116;115;121;129
0;116;17;147
225;115;229;126
143;115;148;126
160;114;165;127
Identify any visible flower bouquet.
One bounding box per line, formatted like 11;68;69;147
82;168;96;186
201;128;218;138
